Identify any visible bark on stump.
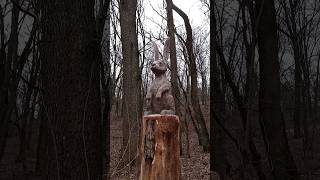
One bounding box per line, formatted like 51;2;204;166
138;114;181;180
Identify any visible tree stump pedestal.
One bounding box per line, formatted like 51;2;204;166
138;114;181;180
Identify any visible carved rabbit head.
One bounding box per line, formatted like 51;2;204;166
150;38;170;76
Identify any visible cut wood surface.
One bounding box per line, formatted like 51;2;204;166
138;114;181;180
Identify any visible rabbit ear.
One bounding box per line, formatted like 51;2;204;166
152;41;160;61
163;38;170;62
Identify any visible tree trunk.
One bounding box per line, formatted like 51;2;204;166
40;0;102;178
35;101;47;175
0;6;5;86
119;0;140;165
172;4;209;152
301;52;311;151
293;42;302;138
201;72;208;106
96;0;111;177
255;0;298;179
0;2;19;162
138;115;181;180
311;55;320;150
241;2;266;179
210;3;228;179
165;0;181;119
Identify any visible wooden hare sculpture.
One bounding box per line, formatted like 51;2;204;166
144;38;175;115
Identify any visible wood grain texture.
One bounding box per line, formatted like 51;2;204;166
138;115;181;180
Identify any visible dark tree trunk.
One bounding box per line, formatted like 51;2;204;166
165;0;181;119
40;0;102;178
311;55;320;150
96;0;111;177
119;0;140;165
210;2;228;179
0;6;5;85
301;53;311;151
315;56;320;117
201;73;208;106
172;4;209;152
35;101;47;174
0;2;19;162
240;2;266;179
255;0;298;179
293;43;303;138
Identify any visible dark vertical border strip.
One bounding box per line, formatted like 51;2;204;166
209;0;214;178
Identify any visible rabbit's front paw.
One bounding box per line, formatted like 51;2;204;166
155;92;162;99
144;111;152;115
160;110;174;115
146;93;152;99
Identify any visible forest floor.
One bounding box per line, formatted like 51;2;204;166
221;112;320;180
0;133;40;180
287;128;320;179
1;110;320;179
109;110;211;180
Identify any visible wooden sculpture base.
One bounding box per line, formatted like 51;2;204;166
138;114;181;180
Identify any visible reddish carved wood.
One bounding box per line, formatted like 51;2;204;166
138;114;181;180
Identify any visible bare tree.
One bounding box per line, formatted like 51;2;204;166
119;0;141;166
0;1;20;162
172;4;209;152
256;0;298;179
210;2;228;179
165;0;181;118
39;0;102;178
96;0;111;177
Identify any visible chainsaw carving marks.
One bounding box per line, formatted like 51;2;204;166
144;38;175;116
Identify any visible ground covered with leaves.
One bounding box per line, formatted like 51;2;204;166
109;112;210;180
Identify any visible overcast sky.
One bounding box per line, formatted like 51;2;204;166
141;0;210;84
144;0;209;37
